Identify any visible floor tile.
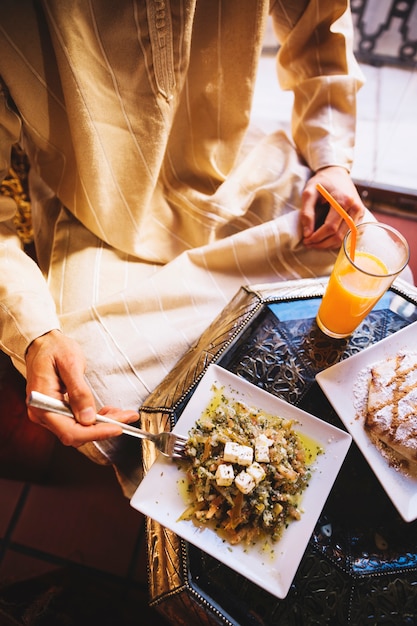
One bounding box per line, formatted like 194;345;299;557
0;362;56;483
0;479;25;539
10;445;144;577
0;563;169;626
0;550;59;587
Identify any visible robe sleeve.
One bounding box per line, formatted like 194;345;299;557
270;0;365;172
0;86;60;367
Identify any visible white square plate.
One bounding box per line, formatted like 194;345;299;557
316;321;417;522
131;364;351;599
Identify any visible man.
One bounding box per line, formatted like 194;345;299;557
0;0;367;495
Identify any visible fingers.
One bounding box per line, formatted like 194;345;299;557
303;202;348;249
98;406;140;425
300;181;320;240
28;410;124;447
301;182;345;248
300;166;366;250
49;408;139;447
25;329;136;447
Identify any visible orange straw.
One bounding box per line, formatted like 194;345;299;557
316;183;357;261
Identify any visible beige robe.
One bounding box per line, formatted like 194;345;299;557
0;0;365;493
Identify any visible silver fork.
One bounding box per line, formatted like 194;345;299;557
28;391;188;459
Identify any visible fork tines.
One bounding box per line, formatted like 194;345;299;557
172;438;188;458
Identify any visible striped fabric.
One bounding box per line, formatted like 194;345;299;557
0;1;366;490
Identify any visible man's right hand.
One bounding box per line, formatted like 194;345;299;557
25;330;138;447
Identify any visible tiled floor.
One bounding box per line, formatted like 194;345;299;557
1;47;417;626
0;357;169;626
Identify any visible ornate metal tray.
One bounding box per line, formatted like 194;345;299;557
138;277;417;625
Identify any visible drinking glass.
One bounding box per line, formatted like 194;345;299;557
316;222;410;338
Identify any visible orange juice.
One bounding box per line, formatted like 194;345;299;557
317;251;389;337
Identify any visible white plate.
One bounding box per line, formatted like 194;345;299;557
130;364;351;599
316;321;417;523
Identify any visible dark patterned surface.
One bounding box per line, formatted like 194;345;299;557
181;296;417;625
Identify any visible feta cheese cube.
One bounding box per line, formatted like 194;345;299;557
224;442;241;463
215;464;234;487
237;445;253;466
235;471;255;494
246;462;266;485
255;443;270;463
223;442;253;466
256;434;274;447
255;434;273;462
